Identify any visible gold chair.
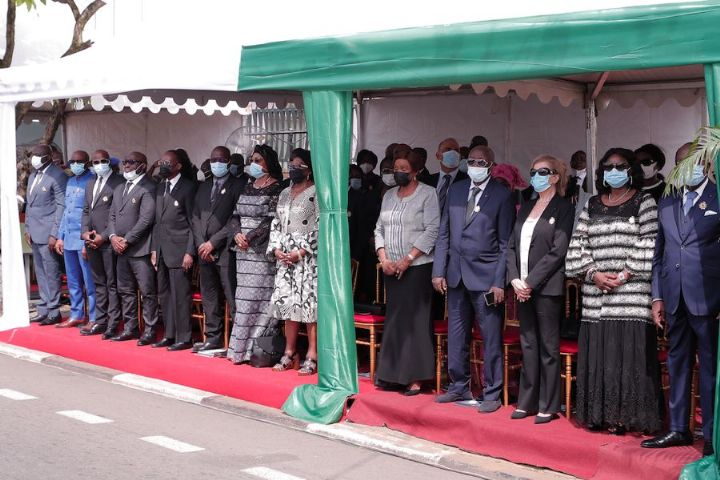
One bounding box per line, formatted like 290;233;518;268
559;278;582;419
350;258;359;296
354;264;385;381
434;295;448;393
190;264;205;341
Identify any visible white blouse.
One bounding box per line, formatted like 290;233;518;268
519;217;539;280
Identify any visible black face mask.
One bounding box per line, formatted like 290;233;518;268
158;165;173;179
393;172;411;187
289;168;307;184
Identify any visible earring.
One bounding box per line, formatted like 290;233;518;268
629;176;633;186
603;179;608;187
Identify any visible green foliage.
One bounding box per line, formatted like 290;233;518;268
16;0;46;12
665;126;720;196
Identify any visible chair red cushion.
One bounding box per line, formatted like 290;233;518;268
657;349;668;363
503;326;521;344
433;320;448;334
354;313;385;324
192;292;202;301
560;338;579;354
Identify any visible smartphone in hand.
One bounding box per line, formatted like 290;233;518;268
483;291;497;306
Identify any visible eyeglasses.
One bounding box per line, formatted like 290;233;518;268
467;158;491;168
91;158;110;165
530;167;557;176
639;158;656;167
602;163;630;172
122;159;139;166
289;164;309;171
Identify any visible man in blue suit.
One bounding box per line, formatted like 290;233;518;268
25;144;68;326
55;151;96;329
642;143;720;456
433;145;515;412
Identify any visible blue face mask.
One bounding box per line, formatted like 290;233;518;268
441;150;461;169
247;162;265;179
467;166;489;184
210;162;229;178
228;164;240;177
349;178;362;190
604;168;629;188
531;173;552;193
70;163;86;176
686;164;706;187
93;163;110;177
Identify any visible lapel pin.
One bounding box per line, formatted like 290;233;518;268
700;201;707;210
102;196;108;202
474;206;480;213
629;216;635;224
221;188;226;195
174;200;179;207
549;217;555;225
42;186;47;192
132;198;136;204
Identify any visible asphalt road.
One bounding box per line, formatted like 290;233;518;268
0;354;473;480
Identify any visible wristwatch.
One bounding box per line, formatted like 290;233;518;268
617;271;627;283
407;253;416;262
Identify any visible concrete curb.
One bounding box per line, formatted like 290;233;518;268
0;341;574;480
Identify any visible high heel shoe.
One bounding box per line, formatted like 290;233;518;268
272;353;300;372
298;358;317;376
534;413;559;424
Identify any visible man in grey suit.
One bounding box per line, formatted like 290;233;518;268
81;150;124;338
25;144;68;326
107;152;159;345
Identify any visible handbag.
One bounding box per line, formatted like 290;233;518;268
250;332;286;368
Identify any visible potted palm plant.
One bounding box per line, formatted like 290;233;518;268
665;126;720;195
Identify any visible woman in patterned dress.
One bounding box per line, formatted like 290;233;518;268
566;147;662;434
226;145;284;364
269;148;319;375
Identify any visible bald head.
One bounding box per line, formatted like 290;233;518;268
436;138;460;160
468;145;495;165
93;149;109;160
675;142;693;165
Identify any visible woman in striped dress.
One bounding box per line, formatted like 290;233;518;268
226;145;284;364
566;148;662;434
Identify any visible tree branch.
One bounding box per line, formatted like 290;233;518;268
61;0;105;57
0;0;16;68
41;99;67;144
15;102;32;129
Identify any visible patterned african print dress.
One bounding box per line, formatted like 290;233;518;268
565;191;662;432
226;181;284;364
268;185;319;324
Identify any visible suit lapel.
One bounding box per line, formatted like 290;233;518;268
210;176;231;214
529;195;560;247
465;179;494;227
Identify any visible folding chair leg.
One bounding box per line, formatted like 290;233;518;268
690;364;699;432
565;355;573;419
137;292;145;333
503;346;509;406
369;327;377;382
435;335;442;393
224;302;231;350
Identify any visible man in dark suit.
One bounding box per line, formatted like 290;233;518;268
428;138;469;212
107;152;158;345
151;150;198;351
642;144;720;457
565;150;588;204
191;146;246;352
413;147;433;186
81;150;124;338
25;144;68;325
432;145;515;412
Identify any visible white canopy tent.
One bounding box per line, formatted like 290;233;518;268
0;0;702;331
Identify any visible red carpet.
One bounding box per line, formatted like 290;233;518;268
0;324;703;478
0;323;377;409
346;389;702;479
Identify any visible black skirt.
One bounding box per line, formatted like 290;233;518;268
575;320;662;433
376;263;435;386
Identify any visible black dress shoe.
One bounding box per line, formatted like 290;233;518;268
81;324;106;336
196;342;222;352
39;315;62;326
511;410;534;420
641;431;694;449
30;315;47;324
101;331;115;340
111;331;138;342
534;413;559;424
167;342;193;351
704;440;714;457
137;333;156;346
152;338;174;348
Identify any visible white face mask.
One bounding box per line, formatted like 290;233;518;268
467;166;490;184
574;168;586;177
641;164;657;180
123;169;140;182
359;163;374;175
31;155;45;170
382;173;396;187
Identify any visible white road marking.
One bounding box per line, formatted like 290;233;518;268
112;373;214;404
0;388;37;400
0;343;53;363
140;436;204;453
241;467;306;480
56;410;113;424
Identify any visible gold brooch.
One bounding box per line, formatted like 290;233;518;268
700;201;707;210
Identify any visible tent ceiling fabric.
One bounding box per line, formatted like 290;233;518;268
238;2;720;92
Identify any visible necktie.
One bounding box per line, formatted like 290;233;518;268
438;174;451;209
683;190;698;216
164;180;171;197
466;187;481;221
122;181;132;199
29;171;43;195
92;177;104;208
210;179;219;204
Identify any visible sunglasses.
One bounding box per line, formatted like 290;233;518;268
530;167;557;176
467;158;491;168
602;163;630;172
69;160;86;165
122;159;140;166
639;158;656;167
91;159;110;165
289;164;309;170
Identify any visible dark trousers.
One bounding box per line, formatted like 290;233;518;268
447;281;503;401
87;247;121;330
517;295;562;414
199;257;236;345
31;243;62;318
667;295;718;439
116;254;158;335
157;256;192;344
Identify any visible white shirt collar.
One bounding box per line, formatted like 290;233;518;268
437;168;458;190
684;177;708;205
468;177;489;200
167;173;181;191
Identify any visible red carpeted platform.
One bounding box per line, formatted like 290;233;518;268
346;389;702;479
0;323;372;409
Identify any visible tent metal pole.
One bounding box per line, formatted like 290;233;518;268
0;101;30;331
585;99;597;195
